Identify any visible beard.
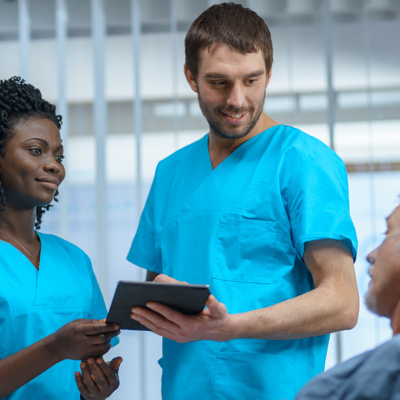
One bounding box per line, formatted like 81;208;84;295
198;90;266;140
365;289;379;316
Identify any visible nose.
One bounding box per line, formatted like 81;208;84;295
43;158;60;174
226;83;245;109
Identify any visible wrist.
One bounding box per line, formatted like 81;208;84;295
226;313;246;340
44;332;65;363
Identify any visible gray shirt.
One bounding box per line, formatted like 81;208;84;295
295;334;400;400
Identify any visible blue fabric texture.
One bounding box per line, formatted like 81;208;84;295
295;334;400;400
0;232;110;400
128;125;358;400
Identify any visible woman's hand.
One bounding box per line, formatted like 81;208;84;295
49;319;120;362
76;357;122;400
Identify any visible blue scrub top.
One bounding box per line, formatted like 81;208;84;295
128;125;358;400
0;232;111;400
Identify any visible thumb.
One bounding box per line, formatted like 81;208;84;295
206;295;227;318
109;357;123;373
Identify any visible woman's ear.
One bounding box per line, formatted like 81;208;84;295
184;64;198;93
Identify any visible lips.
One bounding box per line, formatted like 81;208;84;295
224;112;244;119
221;111;247;125
36;177;59;190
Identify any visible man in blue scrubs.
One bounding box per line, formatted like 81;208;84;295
128;3;359;400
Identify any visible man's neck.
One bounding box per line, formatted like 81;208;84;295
390;301;400;335
208;113;278;169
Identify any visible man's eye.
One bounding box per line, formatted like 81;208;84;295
56;155;65;162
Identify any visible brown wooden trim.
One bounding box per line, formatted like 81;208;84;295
346;162;400;173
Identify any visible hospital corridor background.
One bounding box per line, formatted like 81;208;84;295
0;0;400;398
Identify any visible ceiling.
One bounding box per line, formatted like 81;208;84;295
0;0;400;40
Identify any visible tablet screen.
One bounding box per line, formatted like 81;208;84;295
106;281;210;330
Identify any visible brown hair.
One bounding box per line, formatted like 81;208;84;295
185;2;273;79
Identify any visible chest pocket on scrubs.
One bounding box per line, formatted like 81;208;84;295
212;218;278;284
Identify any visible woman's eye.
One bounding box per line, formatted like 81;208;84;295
29;148;42;155
56;155;65;162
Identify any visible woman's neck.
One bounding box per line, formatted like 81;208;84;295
0;206;37;241
0;207;41;269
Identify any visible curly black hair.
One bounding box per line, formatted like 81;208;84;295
0;76;63;229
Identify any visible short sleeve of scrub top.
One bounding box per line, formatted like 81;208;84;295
128;169;162;273
286;147;357;260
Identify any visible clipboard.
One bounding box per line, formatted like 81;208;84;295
106;280;210;330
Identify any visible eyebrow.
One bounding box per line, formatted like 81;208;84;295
24;138;64;151
205;70;265;80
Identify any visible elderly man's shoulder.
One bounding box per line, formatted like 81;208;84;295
295;334;400;400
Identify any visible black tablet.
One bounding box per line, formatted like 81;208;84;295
106;280;211;330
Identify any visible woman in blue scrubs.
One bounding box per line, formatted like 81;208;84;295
0;76;121;400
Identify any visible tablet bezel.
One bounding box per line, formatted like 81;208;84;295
106;280;210;330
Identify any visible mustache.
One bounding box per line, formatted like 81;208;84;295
218;106;253;114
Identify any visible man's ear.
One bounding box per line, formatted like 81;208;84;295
184;64;198;93
266;68;272;88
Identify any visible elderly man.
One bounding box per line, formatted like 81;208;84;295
295;204;400;400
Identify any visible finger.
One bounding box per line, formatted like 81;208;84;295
109;357;123;373
80;344;111;361
205;295;227;318
80;360;101;395
131;305;180;326
134;304;195;335
82;322;120;335
75;371;90;397
86;342;112;359
145;302;185;322
130;311;181;338
86;329;120;343
96;357;121;386
130;312;158;331
205;294;216;307
153;274;183;284
75;319;106;326
86;359;109;392
139;320;187;342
